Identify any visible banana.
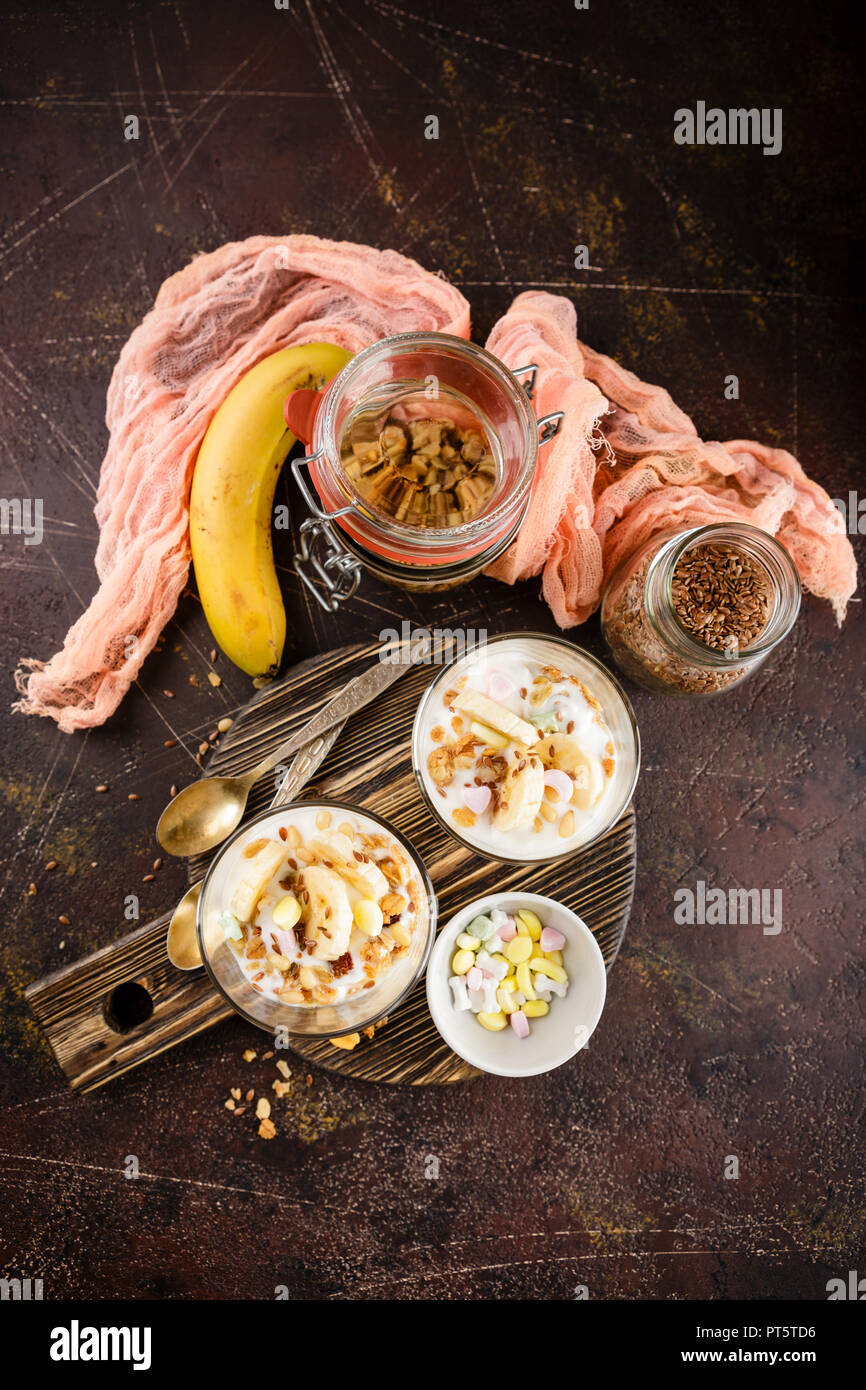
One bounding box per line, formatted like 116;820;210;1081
301;864;353;961
454;688;538;746
468;718;509;750
229;838;287;922
542;733;604;809
190;343;353;676
493;745;544;831
308;830;389;899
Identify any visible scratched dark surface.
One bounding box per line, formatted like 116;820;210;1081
0;0;863;1301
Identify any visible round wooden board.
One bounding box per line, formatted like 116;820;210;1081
191;642;637;1085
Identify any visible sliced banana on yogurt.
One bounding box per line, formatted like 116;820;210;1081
494;745;544;831
301;864;353;960
543;733;604;809
229;839;287;923
454;687;539;746
307;829;389;899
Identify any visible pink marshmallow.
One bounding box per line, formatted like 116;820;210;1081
466;967;483;990
540;926;567;952
463;784;492;815
498;916;518;942
510;1010;530;1039
487;670;515;702
543;769;573;804
479;966;496;980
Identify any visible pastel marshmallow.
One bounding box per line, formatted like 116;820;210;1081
462;784;492;815
510;1010;531;1039
540;926;567;952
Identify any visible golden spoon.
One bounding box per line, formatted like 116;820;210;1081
166;881;204;971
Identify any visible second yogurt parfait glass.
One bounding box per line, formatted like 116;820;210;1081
412;633;640;864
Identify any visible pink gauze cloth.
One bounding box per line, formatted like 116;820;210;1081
13;236;471;732
486;291;856;627
14;262;856;734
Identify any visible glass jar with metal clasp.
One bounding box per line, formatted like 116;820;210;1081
284;332;563;611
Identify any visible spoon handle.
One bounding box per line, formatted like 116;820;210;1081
249;636;425;785
269;724;344;808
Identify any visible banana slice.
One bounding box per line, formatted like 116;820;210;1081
301;864;353;961
494;746;544;831
542;734;604;808
230;839;287;922
468;719;509;751
308;830;389;899
454;687;538;745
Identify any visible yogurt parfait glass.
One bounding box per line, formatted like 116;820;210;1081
411;632;640;865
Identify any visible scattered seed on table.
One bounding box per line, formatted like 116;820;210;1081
189;674;199;687
152;858;162;871
163;689;175;699
45;860;57;871
58;914;70;925
210;649;217;663
164;739;176;748
127;793;140;801
28;882;37;896
218;717;233;733
198;742;209;756
141;873;154;883
208;672;222;687
95;784;108;793
170;784;178;797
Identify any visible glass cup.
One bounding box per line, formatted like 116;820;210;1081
197;800;436;1037
411;632;640;865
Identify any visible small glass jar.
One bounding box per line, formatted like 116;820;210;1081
287;333;563;610
600;523;801;697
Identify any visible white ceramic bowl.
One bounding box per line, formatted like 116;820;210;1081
425;891;607;1078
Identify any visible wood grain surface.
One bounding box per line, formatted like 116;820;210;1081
0;0;862;1302
24;640;635;1091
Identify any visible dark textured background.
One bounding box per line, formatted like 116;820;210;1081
1;0;863;1300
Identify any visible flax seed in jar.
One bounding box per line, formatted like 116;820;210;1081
600;523;801;696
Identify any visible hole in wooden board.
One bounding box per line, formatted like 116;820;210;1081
103;980;154;1033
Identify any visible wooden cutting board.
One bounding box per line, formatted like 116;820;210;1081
26;641;636;1090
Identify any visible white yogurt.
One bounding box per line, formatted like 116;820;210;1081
416;638;621;861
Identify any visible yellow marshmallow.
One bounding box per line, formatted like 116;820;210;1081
516;908;543;940
505;937;533;965
477;1011;507;1031
353;898;384;936
272;894;301;929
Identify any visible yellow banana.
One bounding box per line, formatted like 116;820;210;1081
190;342;352;675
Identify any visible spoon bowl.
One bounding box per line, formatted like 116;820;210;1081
166;881;204;971
156;773;254;857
